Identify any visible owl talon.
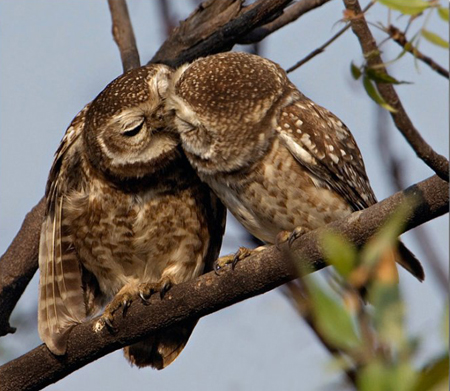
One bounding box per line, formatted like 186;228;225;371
214;247;257;274
288;227;306;247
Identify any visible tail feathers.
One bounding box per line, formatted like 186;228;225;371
396;241;425;282
123;320;198;369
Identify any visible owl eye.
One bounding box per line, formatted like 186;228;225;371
123;119;145;137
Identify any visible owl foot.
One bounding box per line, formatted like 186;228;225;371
99;286;138;331
276;227;307;249
138;277;174;303
214;246;267;274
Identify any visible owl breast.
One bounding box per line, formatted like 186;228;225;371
204;137;352;244
65;172;209;301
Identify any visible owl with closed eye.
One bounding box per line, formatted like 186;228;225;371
167;52;423;282
38;64;226;369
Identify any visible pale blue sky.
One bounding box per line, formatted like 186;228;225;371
1;1;448;390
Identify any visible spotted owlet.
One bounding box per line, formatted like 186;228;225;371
167;52;423;281
38;64;226;369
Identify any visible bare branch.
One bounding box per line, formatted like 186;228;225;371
343;0;449;181
108;0;141;72
238;0;333;45
150;0;293;67
1;175;448;391
0;198;45;338
287;21;351;72
387;25;449;79
286;2;374;73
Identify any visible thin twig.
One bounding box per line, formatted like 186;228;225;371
108;0;141;72
238;0;333;44
343;0;449;181
387;25;449;79
287;1;373;73
1;175;448;391
287;22;351;72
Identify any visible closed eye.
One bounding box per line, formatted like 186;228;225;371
175;115;196;133
123;119;145;137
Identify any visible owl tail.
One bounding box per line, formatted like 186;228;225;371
395;241;425;282
123;319;198;369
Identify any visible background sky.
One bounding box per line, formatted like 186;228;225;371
0;1;448;390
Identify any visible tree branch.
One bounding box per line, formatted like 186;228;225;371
108;0;141;72
0;197;45;338
343;0;449;181
387;25;449;79
238;0;333;45
150;0;293;67
1;175;448;391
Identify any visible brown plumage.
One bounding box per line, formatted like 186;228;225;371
38;65;226;369
167;51;424;281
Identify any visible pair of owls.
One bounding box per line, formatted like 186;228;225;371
38;52;423;369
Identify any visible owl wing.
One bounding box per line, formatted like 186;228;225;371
276;97;377;211
38;104;91;355
276;97;424;280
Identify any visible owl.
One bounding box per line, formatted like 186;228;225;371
38;64;226;369
167;52;424;281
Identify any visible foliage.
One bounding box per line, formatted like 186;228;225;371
298;203;449;390
349;0;449;112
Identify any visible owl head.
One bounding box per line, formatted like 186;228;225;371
83;64;178;180
167;52;294;175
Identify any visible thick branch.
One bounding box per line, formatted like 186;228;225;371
108;0;141;72
343;0;449;181
1;175;448;391
238;0;333;44
150;0;292;67
0;197;45;337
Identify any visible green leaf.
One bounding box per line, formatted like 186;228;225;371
307;280;361;351
369;283;405;348
359;361;418;391
351;62;362;80
321;232;357;278
438;7;449;22
362;201;413;268
376;0;430;15
421;29;450;48
362;76;396;112
366;68;409;84
412;355;449;391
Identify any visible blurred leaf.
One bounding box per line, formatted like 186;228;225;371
351;62;362;79
358;361;418;391
366;68;410;84
421;29;450;48
361;201;413;269
369;283;405;348
437;7;449;22
412;355;449;391
307;280;361;351
376;0;430;15
321;232;357;278
363;76;396;112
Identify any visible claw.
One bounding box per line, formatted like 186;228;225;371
288;227;306;247
160;281;172;299
276;231;291;250
103;316;117;333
